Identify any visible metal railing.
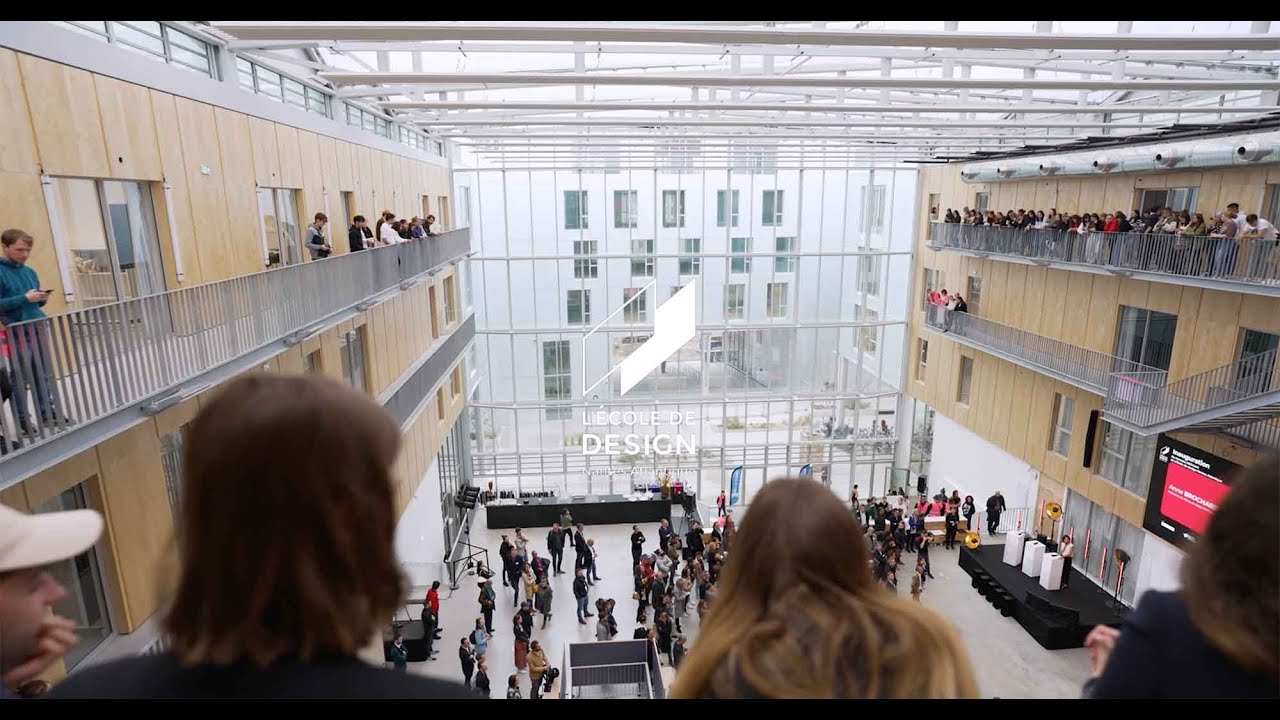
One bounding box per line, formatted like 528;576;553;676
1104;347;1280;432
0;230;471;459
929;221;1280;288
923;305;1166;394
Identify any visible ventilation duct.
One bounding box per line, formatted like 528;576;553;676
960;130;1280;183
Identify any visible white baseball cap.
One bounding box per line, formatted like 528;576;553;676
0;503;103;574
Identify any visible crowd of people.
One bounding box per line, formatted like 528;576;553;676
346;210;440;253
933;202;1278;280
1;373;1275;699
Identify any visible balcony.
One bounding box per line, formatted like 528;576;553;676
0;229;472;485
922;305;1165;396
1103;348;1280;444
927;222;1280;298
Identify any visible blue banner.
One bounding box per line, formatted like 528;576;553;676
799;464;812;477
729;466;743;506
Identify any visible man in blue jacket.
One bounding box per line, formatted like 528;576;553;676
0;229;68;435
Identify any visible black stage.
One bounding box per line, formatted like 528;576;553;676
485;494;677;529
959;544;1125;650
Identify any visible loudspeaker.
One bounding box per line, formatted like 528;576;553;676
1082;410;1100;469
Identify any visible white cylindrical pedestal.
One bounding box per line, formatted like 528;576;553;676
1022;540;1046;578
1039;552;1064;591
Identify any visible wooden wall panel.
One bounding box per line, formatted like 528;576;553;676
334;139;354;192
1032;267;1062;337
1116;278;1150;311
1186;290;1243;375
173;97;232;286
212;107;263;279
0;49;40;174
248;116;282;187
93;75;162;181
276;125;304;189
20;449;97;508
1238;294;1280;336
18;55;109;177
1004;265;1028;329
1061;272;1093;347
0;170;68;316
1083;274;1120;354
95;424;172;632
149;91;202;286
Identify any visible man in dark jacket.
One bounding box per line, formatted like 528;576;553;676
546;523;566;575
630;525;646;570
348;215;372;253
985;491;1006;536
573;523;590;572
572;569;591;624
685;522;704;562
529;551;549;583
498;535;513;587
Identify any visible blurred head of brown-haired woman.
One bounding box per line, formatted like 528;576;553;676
669;477;978;699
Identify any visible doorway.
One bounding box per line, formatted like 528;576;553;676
257;187;301;267
34;483;114;671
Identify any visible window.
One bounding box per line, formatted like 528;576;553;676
443;276;458;325
340;192;355;228
922;268;944;311
543;341;572;419
302;350;321;374
766;282;789;318
679;238;701;275
631;239;655;277
957;356;974;405
567;289;592;325
67;21;215;78
159;427;185;517
34;485;112;671
1236;329;1279;393
662;190;686;228
236;58;329;117
774;236;797;273
717;189;740;227
436;389;446;421
614;190;638;228
573;240;598;279
48;177;167;307
452;365;463;397
974;192;990;213
725;284;745;319
917;339;929;381
966;275;982;314
1139;187;1199;215
1115;306;1178;371
730;237;752;274
864;184;887;234
1051;393;1075;456
344;103;393;136
257;187;302;267
1097;420;1157;497
565;190;588;230
857;253;881;296
339;327;367;394
762;189;784;226
1064;489;1145;604
707;334;724;363
623;288;648;323
858;305;878;355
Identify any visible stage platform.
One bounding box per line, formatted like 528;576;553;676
484;493;684;529
959;544;1125;650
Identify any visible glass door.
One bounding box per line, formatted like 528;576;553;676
99;180;166;300
258;188;302;267
1236;329;1280;394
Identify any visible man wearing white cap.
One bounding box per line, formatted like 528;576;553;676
0;502;103;697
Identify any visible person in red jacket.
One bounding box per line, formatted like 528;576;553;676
425;581;442;641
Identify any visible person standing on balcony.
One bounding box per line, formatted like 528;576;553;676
378;212;400;246
409;217;426;240
1239;213;1277;281
425;215;440;237
348;215;372;253
305;213;331;260
0;229;71;437
1210;203;1240;277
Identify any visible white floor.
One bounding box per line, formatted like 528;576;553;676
402;507;1092;699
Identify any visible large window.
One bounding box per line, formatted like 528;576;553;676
730;237;752;274
1096;420;1157;498
762;189;784;226
258;187;302;268
725;284;745;319
922;268;944;310
857;305;879;355
766;282;789;318
1236;329;1280;393
339;326;368;394
917;339;929;381
717;189;740;227
864;184;887;234
159;427;185;518
1115;306;1178;371
567;289;591;325
34;485;112;671
957;356;974;405
344;103;392;138
564;190;588;230
614;190;638;228
1051;393;1075;457
774;236;797;273
49;177;167;307
679;238;702;276
966;275;982;314
631;239;655;277
857;253;881;297
974;192;990;213
1139;186;1199;214
623;288;647;323
662;190;686;228
573;240;598;278
237;58;328;117
543;341;572;419
66;21;214;77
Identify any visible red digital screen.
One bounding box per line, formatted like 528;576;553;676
1158;461;1231;534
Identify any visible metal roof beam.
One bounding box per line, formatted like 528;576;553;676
426;117;1176;128
384;100;1280;115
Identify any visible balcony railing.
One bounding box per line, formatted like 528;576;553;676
923;305;1166;395
0;230;471;466
1104;347;1280;436
928;221;1280;293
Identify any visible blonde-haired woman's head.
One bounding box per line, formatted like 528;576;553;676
669;477;978;699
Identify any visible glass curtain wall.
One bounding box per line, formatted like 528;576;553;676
461;166;917;505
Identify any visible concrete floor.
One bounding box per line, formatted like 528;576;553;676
404;507;1092;699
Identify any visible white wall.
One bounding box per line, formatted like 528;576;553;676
394;458;448;589
1133;531;1185;604
930;413;1039;511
